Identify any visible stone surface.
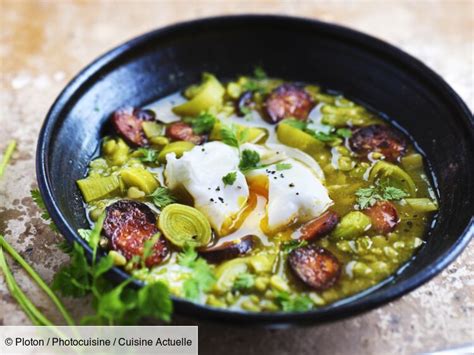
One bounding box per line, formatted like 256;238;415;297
0;1;472;354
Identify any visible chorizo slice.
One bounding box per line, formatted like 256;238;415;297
364;200;399;234
236;91;254;116
264;84;315;123
288;246;341;290
165;121;204;144
198;235;256;263
103;200;168;267
111;107;155;147
299;211;340;241
349;124;407;162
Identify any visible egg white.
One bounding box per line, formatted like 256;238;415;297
164;141;249;234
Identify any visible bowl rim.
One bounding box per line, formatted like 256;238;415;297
36;14;474;325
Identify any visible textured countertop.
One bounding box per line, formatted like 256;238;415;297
0;1;472;354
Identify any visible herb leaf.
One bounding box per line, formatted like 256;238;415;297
150;187;176;209
52;242;92;297
275;291;313;312
336;128;352;138
281;239;308;253
233;273;255;291
136;148;157;163
382;186;409;201
355;182;408;209
222;171;237;186
220;124;240;148
178;245;216;301
239;149;261;172
184;112;216;134
31;189;58;232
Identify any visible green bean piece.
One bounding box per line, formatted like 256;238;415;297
405;198;438;212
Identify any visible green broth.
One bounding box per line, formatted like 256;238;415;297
79;73;437;312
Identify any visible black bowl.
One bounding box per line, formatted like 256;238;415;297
36;15;473;326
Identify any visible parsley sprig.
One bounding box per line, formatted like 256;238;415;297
275;291;313;312
184;112;217;134
136;148;158;163
239;149;261;172
149;187;176;209
355;181;408;209
233;273;255;291
178;245;216;301
222;171;237;186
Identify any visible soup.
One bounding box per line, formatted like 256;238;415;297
76;70;438;312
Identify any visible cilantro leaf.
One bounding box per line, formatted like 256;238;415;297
52;242;91;297
355;182;408;209
281;239;308;253
78;228;92;242
222;171;237;186
136;148;157;163
336;128;352;138
184;112;216;134
54;240;173;324
177;244;198;268
355;186;381;209
382;186;409;201
275;291;313;312
220;124;240;148
137;282;173;322
178;245;216;301
239;149;261;172
275;163;292;171
31;189;58;232
233;273;255;291
149;187;176;209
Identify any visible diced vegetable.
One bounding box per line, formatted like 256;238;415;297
103;138;130;166
332;211;372;240
158;204;212;248
401;154;423;170
157;141;195;163
77;175;121;203
120;167;159;194
405;198;438;212
142;121;164;139
173;73;225;116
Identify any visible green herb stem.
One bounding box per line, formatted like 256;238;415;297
0;235;75;325
0;140;16;178
0;246;52;325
